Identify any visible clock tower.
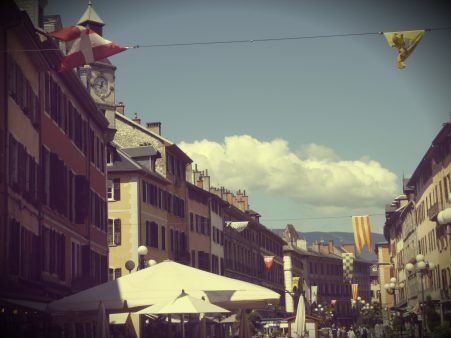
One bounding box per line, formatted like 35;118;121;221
77;1;117;128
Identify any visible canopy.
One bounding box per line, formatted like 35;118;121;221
293;295;306;338
48;260;280;312
136;290;230;315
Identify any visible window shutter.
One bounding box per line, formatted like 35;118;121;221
59;233;65;280
107;219;113;245
114;219;121;245
113;178;120;201
81;245;90;278
75;175;88;223
142;181;147;203
49;153;58;209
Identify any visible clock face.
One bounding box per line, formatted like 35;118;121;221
93;75;108;96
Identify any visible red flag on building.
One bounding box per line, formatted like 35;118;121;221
263;256;274;270
48;26;129;71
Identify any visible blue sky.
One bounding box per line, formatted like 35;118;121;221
46;0;451;234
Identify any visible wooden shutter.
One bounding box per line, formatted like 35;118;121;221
81;245;90;278
114;219;121;245
113;178;120;201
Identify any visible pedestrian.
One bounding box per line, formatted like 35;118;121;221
347;326;356;338
331;324;338;338
361;326;368;338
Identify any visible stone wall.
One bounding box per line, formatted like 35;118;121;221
114;113;167;177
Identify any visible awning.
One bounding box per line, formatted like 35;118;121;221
0;298;48;312
438;208;451;224
394;299;407;310
226;221;249;232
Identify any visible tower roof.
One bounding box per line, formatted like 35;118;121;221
77;1;104;26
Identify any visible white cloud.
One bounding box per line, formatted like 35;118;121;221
179;135;398;209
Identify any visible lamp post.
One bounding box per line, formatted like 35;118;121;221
351;297;370;326
137;245;148;270
405;254;435;337
384;277;405;337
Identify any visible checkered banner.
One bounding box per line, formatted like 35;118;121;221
342;252;354;283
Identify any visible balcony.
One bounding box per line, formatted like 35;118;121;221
428;202;439;221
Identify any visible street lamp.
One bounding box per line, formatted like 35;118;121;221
405;254;435;337
351;297;369;325
137;245;148;270
383;277;405;333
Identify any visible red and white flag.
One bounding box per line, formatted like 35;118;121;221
263;256;274;270
48;26;129;71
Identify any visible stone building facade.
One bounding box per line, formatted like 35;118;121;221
383;121;451;329
1;1;111;336
282;225;372;325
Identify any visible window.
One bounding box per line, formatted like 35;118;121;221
108;219;121;246
146;221;159;249
109;268;122;281
161;226;166;250
72;242;82;278
170;229;174;252
191;250;196;267
41;226;65;280
108;178;121;201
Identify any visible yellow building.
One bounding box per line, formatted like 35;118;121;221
111;109;192;266
375;243;395;326
406;121;451;323
107;145;170;277
187;182;212;271
384;121;451;331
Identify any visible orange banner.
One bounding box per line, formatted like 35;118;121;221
352;216;372;253
352;284;359;300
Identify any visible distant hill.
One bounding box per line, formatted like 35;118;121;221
271;230;386;261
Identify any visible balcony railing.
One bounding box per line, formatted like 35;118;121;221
428;202;439;221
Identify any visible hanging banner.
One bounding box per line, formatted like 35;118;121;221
311;285;318;304
383;30;425;69
342;252;354;283
352;283;359;300
292;277;300;292
264;256;274;270
352;215;373;253
303;279;311;305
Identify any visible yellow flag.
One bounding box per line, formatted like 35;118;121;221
383;30;425;69
352;283;359;300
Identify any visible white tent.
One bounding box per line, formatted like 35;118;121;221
48;260;280;312
135;290;230;315
293;295;306;338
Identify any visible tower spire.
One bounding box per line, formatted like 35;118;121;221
78;0;105;35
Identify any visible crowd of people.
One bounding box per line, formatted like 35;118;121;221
329;324;372;338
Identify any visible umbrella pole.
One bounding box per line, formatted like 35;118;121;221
181;314;185;338
168;314;173;338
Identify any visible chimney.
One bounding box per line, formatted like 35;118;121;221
202;170;210;191
296;239;307;250
328;240;334;254
132;113;141;125
116;102;125;114
319;242;330;255
146;122;161;135
343;244;356;256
